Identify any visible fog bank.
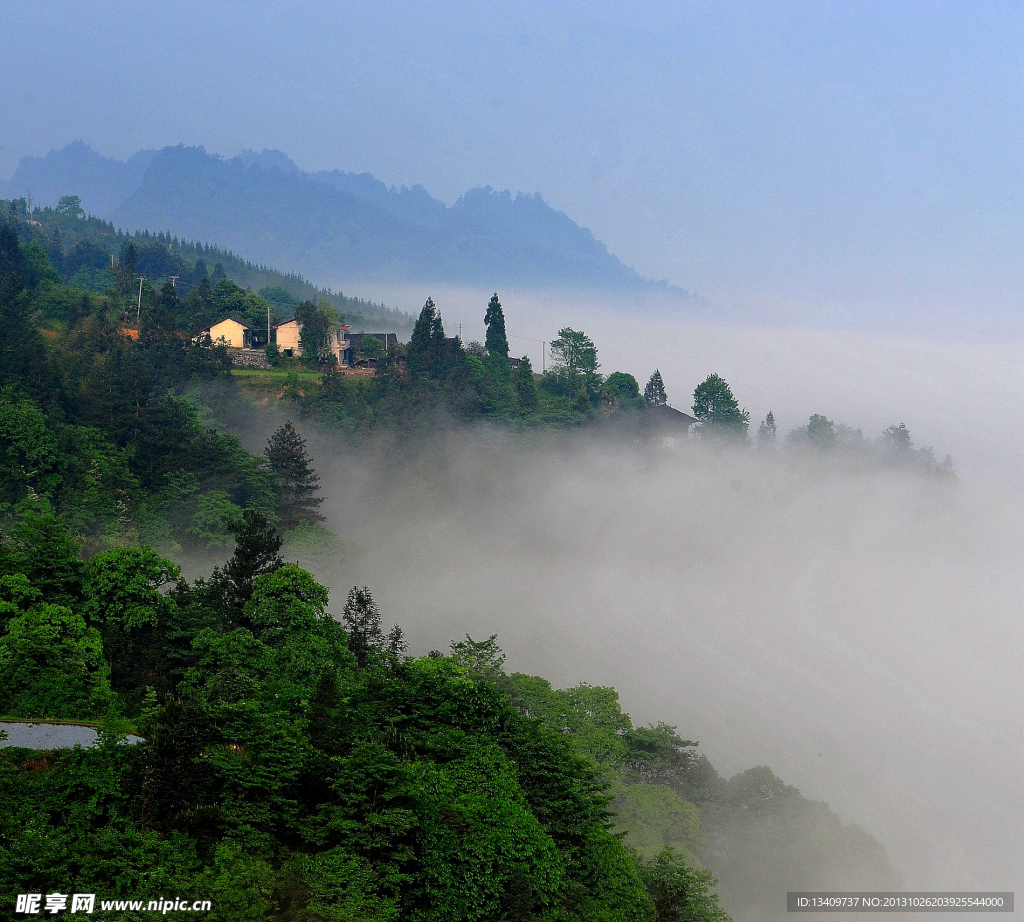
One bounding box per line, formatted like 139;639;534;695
228;309;1022;909
360;284;1022;481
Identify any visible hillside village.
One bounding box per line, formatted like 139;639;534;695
204;314;399;373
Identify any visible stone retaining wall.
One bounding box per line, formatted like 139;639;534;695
229;349;273;369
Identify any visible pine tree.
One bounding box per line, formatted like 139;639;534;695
341;586;406;667
484;292;509;360
644;369;668;407
513;355;538;410
202;507;284;627
223;507;283;603
408;297;438;378
264;422;325;530
341;586;384;667
757;411;777;447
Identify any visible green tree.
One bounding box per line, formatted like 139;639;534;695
187;491;244;548
294;299;334;366
0;603;115;719
115;241;139;299
645;370;668;407
9;513;84;608
881;423;913;453
55;195;84;219
0;395;62;506
484;292;510;361
807;414;837;449
549;327;600;400
603;372;643;411
757;411;777;447
692;374;749;440
451;634;507;683
638;848;731;922
360;335;383;360
513;355;538;411
83;545;181;631
408;297;439;378
265;421;325;529
242;564;331;647
223;507;284;603
341;586;404;667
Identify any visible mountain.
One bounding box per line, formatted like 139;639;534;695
3;142;679;293
0;140;156;216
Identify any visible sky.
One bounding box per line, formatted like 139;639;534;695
1;1;1021;330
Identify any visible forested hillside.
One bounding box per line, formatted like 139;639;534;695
0;214;906;921
3;193;409;333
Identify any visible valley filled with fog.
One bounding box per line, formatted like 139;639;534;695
253;296;1024;903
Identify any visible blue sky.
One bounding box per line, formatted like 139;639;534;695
1;1;1020;327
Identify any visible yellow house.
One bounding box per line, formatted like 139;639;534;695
274;319;349;365
208;316;255;349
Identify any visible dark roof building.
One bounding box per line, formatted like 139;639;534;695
647;403;698;431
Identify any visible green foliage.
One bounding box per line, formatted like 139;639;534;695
0;603;115;719
55;195;85;220
360;334;383;360
450;634;506;683
294;298;337;367
644;369;668;407
83;546;181;630
7;513;84;607
881;422;913;453
484;292;510;360
21;241;62;288
265;421;325;529
209;279;272;337
549;327;601;402
0;395;61;505
612;785;705;863
187;490;243;548
482;293;513;409
691;374;749;440
700;767;902;917
638;848;731;922
513;355;539;411
341;585;405;667
281;522;356;575
604;371;645;411
807;414;837;449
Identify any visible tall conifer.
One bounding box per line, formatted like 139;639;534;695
644;369;668;407
264;422;325;529
484;292;509;360
408;297;437;378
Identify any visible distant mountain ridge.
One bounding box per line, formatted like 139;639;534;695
2;142;682;294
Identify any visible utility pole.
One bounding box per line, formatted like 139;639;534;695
542;342;546;373
136;276;145;323
267;301;271;349
458;323;462;343
168;275;179;290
